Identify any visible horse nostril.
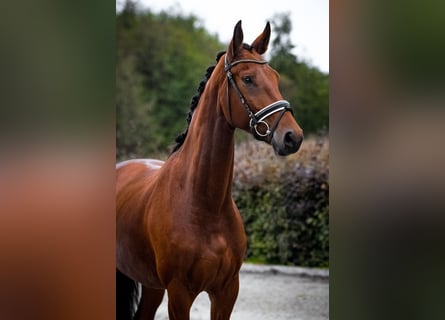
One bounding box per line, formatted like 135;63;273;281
284;131;302;152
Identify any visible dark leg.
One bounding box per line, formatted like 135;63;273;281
116;269;139;320
134;286;164;320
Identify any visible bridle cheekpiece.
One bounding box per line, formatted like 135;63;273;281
224;54;293;139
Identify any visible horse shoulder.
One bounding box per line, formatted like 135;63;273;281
117;158;163;187
116;159;165;216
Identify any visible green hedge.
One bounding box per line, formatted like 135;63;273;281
233;136;329;267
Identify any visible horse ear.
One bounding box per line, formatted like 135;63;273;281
227;20;244;61
251;22;271;55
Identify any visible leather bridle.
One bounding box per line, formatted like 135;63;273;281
224;54;293;139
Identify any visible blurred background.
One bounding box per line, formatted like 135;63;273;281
116;0;330;268
3;0;444;318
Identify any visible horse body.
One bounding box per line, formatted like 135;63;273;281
116;66;246;318
117;21;303;320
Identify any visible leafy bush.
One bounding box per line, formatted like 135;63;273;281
233;135;329;267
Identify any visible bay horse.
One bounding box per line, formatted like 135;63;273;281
116;21;303;320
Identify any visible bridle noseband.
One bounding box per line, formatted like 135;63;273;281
224;54;293;139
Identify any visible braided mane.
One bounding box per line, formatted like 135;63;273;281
170;51;226;154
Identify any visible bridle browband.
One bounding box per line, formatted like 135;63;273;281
224;54;293;139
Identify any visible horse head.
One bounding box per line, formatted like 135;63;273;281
220;20;303;156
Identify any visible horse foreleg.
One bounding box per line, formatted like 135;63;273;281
134;286;164;320
209;274;240;320
166;279;198;320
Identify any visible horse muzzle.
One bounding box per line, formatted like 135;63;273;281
272;125;303;156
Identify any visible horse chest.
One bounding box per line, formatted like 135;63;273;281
188;234;244;290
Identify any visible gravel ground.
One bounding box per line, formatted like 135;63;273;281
154;264;329;320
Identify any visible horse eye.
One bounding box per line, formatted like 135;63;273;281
242;76;253;85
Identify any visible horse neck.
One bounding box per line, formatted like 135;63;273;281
172;69;235;213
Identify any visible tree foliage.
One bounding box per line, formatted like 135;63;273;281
116;1;223;159
269;13;329;135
